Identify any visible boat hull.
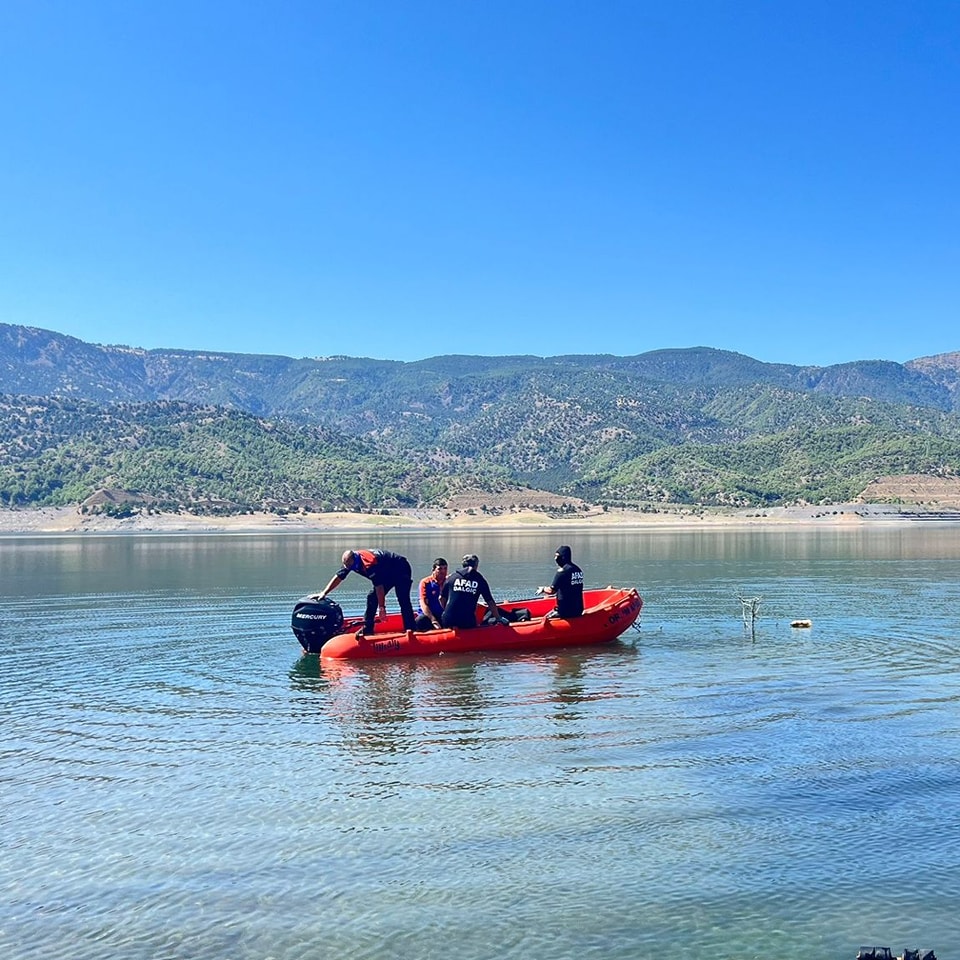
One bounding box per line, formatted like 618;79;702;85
317;587;642;660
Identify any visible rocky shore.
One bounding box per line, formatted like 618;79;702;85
0;502;930;536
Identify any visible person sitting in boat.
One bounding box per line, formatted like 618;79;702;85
536;545;584;619
314;549;416;638
414;557;448;631
440;554;502;629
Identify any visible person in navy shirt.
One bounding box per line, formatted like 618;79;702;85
440;554;501;629
536;545;584;618
315;548;416;637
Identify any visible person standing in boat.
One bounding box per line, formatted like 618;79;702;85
314;549;416;638
440;554;502;629
536;545;584;619
414;557;448;631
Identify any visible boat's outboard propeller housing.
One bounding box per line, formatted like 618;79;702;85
291;597;345;653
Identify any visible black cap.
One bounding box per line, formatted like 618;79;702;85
555;545;572;563
462;554;479;568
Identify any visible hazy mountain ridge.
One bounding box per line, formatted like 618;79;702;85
905;352;960;407
3;322;960;511
4;323;960;416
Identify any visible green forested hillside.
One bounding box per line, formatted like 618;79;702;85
4;387;960;512
4;323;960;512
0;397;466;512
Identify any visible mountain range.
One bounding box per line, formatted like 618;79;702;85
3;321;960;513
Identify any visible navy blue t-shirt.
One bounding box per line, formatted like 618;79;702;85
440;566;495;628
550;561;584;617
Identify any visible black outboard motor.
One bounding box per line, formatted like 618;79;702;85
291;597;345;653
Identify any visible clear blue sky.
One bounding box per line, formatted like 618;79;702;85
1;1;957;366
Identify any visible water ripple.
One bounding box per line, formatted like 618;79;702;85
3;533;960;959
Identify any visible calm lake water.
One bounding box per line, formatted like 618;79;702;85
2;526;960;960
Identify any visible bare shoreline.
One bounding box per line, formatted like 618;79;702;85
0;503;927;537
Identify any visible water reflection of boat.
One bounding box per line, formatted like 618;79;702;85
291;587;642;660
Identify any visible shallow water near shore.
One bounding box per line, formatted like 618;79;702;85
2;527;960;960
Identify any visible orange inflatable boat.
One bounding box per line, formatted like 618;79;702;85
291;587;642;659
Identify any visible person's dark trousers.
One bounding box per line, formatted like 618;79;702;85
363;577;417;633
364;590;379;634
394;577;416;631
393;558;417;631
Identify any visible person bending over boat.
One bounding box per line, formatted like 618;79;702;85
440;555;502;629
314;549;416;638
414;557;448;631
536;545;584;619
